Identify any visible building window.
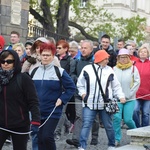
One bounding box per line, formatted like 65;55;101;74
131;0;137;11
79;0;88;8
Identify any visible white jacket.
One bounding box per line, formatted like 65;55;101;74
77;64;125;110
113;65;140;101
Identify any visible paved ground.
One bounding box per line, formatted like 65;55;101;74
2;128;131;150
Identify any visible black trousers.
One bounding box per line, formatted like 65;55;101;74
0;126;29;150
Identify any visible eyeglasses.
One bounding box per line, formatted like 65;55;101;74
41;54;51;57
120;56;128;59
57;47;63;50
1;59;15;64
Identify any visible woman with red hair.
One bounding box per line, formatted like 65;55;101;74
31;42;75;150
55;40;76;140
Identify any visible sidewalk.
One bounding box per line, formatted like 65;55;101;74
2;128;130;150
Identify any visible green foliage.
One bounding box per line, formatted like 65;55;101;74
115;15;146;43
29;0;147;43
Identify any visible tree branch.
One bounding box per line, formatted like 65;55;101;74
29;7;45;26
69;21;98;41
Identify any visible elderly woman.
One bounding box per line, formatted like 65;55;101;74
31;42;75;150
77;50;125;150
133;46;150;128
113;48;140;146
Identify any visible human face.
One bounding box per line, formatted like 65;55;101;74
1;54;14;71
118;54;129;64
69;48;77;58
98;58;109;67
14;46;24;57
101;38;110;50
117;42;124;50
10;34;20;44
56;45;67;56
138;48;149;60
41;50;54;65
80;42;93;57
36;46;40;55
25;45;31;56
126;45;134;55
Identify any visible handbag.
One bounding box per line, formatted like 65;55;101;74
92;64;120;114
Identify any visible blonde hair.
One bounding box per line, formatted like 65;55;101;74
12;43;25;52
138;46;150;58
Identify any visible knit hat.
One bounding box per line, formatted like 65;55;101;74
35;37;49;43
94;50;110;63
25;39;34;47
118;48;130;55
0;35;5;50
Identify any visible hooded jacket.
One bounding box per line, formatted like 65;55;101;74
0;50;40;128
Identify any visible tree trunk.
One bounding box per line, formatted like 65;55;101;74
56;0;71;39
40;0;55;32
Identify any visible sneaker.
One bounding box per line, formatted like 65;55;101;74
90;139;98;145
107;146;116;150
115;141;120;147
5;137;11;144
66;139;79;148
78;147;84;150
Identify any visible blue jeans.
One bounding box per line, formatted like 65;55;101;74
113;100;136;142
133;99;150;128
32;132;38;150
79;107;115;149
38;118;59;150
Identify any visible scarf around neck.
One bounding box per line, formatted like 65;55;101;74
0;68;14;92
116;61;133;70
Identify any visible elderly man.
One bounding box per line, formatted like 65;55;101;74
66;40;94;148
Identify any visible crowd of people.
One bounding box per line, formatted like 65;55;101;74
0;31;150;150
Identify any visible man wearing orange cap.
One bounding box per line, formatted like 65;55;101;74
0;35;5;52
77;50;125;150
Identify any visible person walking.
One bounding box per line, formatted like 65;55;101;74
113;48;140;146
31;42;75;150
77;50;125;150
0;50;40;150
66;40;94;148
133;46;150;127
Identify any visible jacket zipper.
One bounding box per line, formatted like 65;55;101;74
19;107;24;120
4;86;8;127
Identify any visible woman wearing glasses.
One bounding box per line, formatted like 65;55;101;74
31;42;75;150
0;50;40;150
113;48;140;147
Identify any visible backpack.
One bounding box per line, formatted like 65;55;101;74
17;66;61;92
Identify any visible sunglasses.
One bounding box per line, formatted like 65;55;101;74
1;59;15;64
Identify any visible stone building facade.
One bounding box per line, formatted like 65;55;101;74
0;0;29;45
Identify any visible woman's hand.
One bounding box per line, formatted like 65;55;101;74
55;98;62;107
120;98;126;104
82;94;86;100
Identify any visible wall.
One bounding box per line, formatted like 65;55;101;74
0;0;29;45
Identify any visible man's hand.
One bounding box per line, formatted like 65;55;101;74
82;94;86;100
55;98;62;107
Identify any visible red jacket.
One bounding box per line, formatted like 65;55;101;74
135;58;150;100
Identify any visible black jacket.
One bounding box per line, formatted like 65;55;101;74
0;50;40;129
94;44;117;67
